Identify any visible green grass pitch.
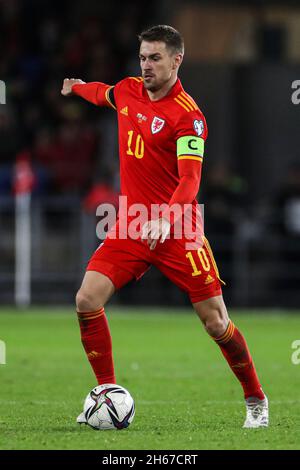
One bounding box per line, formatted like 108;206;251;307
0;307;300;450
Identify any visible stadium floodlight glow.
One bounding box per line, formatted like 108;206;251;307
0;80;6;104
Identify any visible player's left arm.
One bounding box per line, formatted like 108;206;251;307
142;111;207;250
166;110;207;214
142;159;202;250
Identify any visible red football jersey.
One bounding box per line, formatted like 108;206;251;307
112;77;208;213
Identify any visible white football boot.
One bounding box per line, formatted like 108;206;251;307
76;412;87;425
243;395;269;428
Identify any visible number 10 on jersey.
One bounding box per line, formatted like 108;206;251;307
126;130;144;159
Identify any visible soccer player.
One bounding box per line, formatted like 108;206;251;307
61;25;268;428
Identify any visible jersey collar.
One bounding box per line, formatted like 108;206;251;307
141;78;183;103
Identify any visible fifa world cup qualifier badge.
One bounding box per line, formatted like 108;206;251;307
193;119;204;136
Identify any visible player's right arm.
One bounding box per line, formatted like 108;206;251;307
61;78;116;110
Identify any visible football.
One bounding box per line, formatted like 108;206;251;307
83;384;135;430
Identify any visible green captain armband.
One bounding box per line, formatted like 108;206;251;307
177;136;205;160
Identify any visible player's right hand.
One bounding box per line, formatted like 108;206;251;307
61;78;86;96
141;217;171;250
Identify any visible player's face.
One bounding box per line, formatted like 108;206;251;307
139;41;181;92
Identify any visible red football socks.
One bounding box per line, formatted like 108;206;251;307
77;308;116;385
212;320;265;400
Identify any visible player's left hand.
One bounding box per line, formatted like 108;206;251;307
141;217;171;250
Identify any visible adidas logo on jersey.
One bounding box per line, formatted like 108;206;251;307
120;106;128;116
205;274;215;285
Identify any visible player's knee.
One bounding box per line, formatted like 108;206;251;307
75;289;102;313
203;310;229;338
205;318;228;337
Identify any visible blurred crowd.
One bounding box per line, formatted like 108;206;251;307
0;0;157;199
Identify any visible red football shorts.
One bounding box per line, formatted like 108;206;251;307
86;228;223;304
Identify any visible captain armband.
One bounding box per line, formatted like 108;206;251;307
176;135;205;162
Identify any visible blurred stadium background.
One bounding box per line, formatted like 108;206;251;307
1;0;300;309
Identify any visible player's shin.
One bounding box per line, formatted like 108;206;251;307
212;320;265;400
77;308;116;385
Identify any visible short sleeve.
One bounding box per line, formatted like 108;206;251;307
112;79;126;109
174;109;208;141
